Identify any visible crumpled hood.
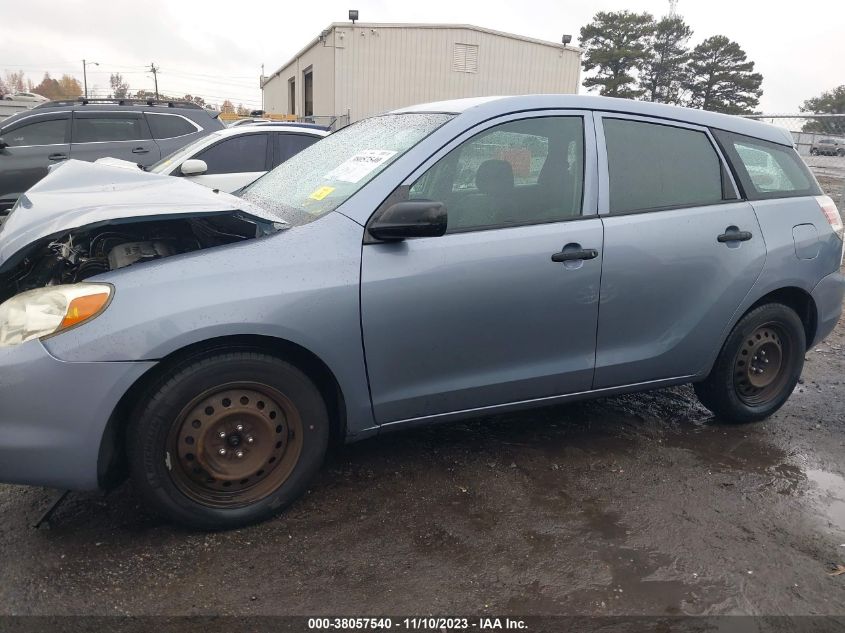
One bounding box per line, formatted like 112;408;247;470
0;159;282;269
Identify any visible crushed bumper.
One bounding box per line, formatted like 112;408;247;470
811;271;845;347
0;340;155;490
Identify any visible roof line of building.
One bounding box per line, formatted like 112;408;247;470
263;22;582;86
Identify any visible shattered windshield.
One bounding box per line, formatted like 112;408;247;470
240;113;453;226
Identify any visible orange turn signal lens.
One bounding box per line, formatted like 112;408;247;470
59;291;111;330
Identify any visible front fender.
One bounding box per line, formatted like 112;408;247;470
43;212;376;435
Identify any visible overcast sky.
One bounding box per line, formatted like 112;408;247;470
2;0;842;112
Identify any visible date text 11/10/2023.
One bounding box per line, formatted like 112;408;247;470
307;617;528;630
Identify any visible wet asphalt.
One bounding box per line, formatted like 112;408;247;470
1;311;845;617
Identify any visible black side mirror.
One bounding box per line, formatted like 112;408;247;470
367;200;447;241
0;137;7;149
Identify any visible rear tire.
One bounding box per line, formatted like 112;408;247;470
127;351;329;530
811;148;819;156
694;303;805;423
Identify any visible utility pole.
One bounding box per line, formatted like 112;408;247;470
149;62;160;99
261;63;265;114
82;59;98;99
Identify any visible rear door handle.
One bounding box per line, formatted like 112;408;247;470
131;147;150;154
717;229;753;243
551;248;599;262
48;153;67;161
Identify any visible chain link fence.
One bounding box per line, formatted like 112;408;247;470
745;114;845;208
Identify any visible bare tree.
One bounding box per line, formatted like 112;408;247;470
110;73;130;99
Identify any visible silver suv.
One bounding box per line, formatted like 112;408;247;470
0;95;842;529
0;98;224;211
810;138;845;157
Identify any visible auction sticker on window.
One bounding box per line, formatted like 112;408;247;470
324;150;397;183
308;186;335;201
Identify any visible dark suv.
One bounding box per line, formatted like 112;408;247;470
0;98;224;211
810;138;845;157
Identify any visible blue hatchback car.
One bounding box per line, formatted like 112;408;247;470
0;95;842;529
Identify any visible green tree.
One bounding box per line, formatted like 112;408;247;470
110;73;130;99
683;35;762;114
800;85;845;133
579;10;655;98
640;16;692;104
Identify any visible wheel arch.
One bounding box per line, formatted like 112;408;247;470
699;285;818;383
746;286;817;349
97;334;347;489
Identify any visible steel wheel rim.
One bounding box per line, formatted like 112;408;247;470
733;322;793;406
167;382;304;508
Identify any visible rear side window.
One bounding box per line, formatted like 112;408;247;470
194;133;268;174
604;118;726;214
713;129;821;199
3;117;67;146
273;133;319;167
73;116;148;143
147;113;197;139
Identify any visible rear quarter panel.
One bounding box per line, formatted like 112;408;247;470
704;196;842;370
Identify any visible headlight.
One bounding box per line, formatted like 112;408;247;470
0;283;112;348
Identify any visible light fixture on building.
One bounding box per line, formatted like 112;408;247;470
349;9;359;24
562;34;572;45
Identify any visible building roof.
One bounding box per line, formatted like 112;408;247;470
264;22;582;85
392;94;795;146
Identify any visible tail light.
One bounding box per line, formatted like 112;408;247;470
816;195;844;241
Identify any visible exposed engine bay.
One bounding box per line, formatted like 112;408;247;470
0;213;280;303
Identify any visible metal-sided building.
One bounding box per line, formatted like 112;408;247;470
261;22;581;127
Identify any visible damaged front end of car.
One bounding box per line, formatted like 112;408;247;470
0;160;286;303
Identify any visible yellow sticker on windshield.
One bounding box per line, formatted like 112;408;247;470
308;186;335;201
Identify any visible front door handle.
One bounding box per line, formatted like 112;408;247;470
131;147;150;154
48;153;67;161
717;228;753;243
551;248;599;262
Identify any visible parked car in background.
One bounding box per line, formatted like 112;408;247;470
2;92;49;103
810;138;845;157
228;118;271;127
145;123;328;192
0;95;841;529
0;98;224;211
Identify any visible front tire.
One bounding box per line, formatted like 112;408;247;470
127;351;329;530
694;303;805;423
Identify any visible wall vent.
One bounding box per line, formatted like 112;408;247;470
452;43;479;73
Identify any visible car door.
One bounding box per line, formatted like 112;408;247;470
361;112;603;424
270;132;320;169
145;111;205;158
70;111;160;166
592;113;766;389
184;132;270;192
0;111;70;210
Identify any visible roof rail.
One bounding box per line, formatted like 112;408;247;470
33;98;204;110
